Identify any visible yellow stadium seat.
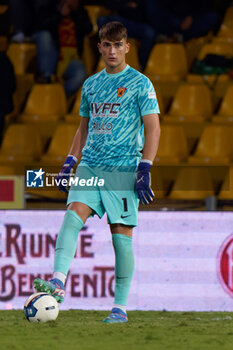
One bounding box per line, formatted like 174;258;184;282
84;5;110;34
164;83;212;122
7;43;36;74
188;125;233;164
186;43;233;84
155;125;189;163
168;167;215;199
217;7;233;39
218;166;233;199
64;114;81;124
187;73;230;86
0;36;7;51
197;42;233;60
20;83;67;122
126;38;140;70
0;124;42;163
212;85;233;123
153;84;164;115
82;36;97;75
0;4;8;14
96;38;140;71
185;36;207;69
144;44;188;81
65;89;82;123
41;124;78;165
0;165;15;175
150;167;166;198
16;73;35;110
96;56;105;72
27;188;68;200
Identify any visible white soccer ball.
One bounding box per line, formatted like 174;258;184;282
24;292;59;322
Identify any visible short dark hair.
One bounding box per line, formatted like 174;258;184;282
99;21;128;42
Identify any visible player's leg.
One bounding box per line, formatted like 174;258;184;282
103;224;134;323
34;165;105;302
101;187;138;323
34;202;93;302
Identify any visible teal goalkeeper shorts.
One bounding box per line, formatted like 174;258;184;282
67;165;139;226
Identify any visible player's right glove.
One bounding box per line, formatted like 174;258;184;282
135;160;154;205
56;155;77;193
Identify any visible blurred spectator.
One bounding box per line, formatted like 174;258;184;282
9;0;35;42
97;0;156;71
0;1;10;36
33;0;92;98
146;0;221;42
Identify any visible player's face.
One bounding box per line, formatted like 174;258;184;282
98;38;129;73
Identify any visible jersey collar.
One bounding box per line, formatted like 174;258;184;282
103;64;130;77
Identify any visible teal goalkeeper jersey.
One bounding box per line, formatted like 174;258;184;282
79;65;160;167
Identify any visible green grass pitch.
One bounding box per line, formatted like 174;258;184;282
1;310;233;350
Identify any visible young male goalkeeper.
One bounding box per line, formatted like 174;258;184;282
34;21;160;323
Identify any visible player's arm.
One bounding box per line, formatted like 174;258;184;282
68;117;89;159
57;117;89;192
142;113;160;162
136;113;160;205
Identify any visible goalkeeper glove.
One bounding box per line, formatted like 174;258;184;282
136;160;154;205
57;155;77;193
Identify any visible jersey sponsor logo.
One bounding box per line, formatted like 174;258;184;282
92;121;113;134
117;87;127;98
148;92;156;99
91;103;120;117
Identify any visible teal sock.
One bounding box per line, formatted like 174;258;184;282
54;210;84;276
112;234;134;306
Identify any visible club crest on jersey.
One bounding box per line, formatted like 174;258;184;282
117;87;127;98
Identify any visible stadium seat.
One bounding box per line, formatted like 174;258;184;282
0;4;8;14
0;165;15;175
151;79;182;113
126;38;140;70
197;42;233;60
65;88;82;123
84;5;110;34
168;167;215;199
155;125;189;163
163;83;213;122
16;73;35;111
82;35;97;75
153;84;164;115
41;124;78;165
0;124;42;163
187;42;233;85
217;6;233;40
20;83;67;122
185;36;209;69
144;44;188;81
96;38;140;71
0;35;7;51
218;166;233;199
7;43;36;75
150;167;166;198
212;85;233;123
188;125;233;164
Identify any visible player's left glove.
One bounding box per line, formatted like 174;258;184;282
136;160;154;205
56;155;77;193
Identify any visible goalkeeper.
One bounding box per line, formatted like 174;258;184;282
34;21;160;323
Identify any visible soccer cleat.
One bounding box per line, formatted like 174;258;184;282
33;278;65;303
102;308;128;323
